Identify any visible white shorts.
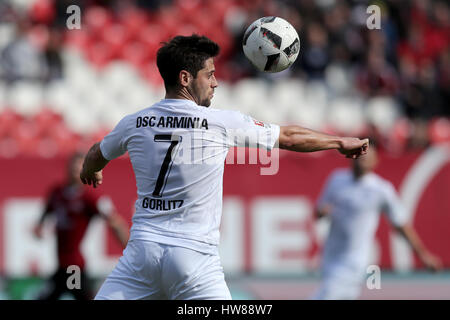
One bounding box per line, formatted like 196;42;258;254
95;239;231;300
310;273;363;300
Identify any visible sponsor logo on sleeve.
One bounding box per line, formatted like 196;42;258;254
253;119;266;127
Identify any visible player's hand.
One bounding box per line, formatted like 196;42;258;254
33;225;43;239
421;252;443;272
80;168;103;188
338;138;369;159
315;204;333;219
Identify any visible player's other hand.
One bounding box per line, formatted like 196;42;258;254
338;138;369;159
422;252;443;273
33;225;43;239
80;168;103;188
315;204;333;219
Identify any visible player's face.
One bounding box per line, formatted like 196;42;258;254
189;58;218;107
353;148;378;174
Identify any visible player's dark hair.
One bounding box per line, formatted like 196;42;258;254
361;138;378;151
156;34;220;90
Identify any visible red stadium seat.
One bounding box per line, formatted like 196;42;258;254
46;122;81;156
33;108;63;137
13;117;40;143
30;0;55;25
120;41;151;69
84;6;114;36
175;0;201;17
87;41;115;69
175;24;200;37
27;24;50;51
64;29;92;52
101;24;133;59
390;118;411;151
208;0;235;14
157;7;181;39
35;136;59;157
119;8;149;41
0;110;22;138
191;8;220;34
138;24;167;60
16;135;41;157
429;117;450;144
0;135;20;158
55;135;82;156
206;0;234;24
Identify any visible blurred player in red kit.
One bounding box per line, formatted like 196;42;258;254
34;152;129;300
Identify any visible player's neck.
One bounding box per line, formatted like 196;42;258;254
165;88;197;104
353;170;369;180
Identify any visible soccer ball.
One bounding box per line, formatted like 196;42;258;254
242;16;300;73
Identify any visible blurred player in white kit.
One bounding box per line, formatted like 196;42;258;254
80;34;369;300
311;146;442;300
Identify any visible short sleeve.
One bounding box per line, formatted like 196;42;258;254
381;182;407;227
218;110;280;150
100;115;131;160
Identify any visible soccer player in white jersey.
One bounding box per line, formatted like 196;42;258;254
311;146;442;300
80;34;369;300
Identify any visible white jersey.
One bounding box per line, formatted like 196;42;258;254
317;168;407;279
100;99;280;255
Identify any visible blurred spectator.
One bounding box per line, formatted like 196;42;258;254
437;50;450;117
1;16;45;83
42;28;64;82
1;7;63;84
375;1;399;66
302;21;330;80
136;0;169;12
400;58;445;119
356;48;399;97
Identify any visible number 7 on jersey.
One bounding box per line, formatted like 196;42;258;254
152;134;182;197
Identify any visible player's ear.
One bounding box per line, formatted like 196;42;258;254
179;70;192;87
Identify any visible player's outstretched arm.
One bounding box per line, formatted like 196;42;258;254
34;191;56;238
394;224;443;272
278;125;369;159
80;142;109;188
33;208;51;239
96;197;129;247
105;212;130;248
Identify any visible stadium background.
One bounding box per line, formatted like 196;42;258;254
0;0;448;299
